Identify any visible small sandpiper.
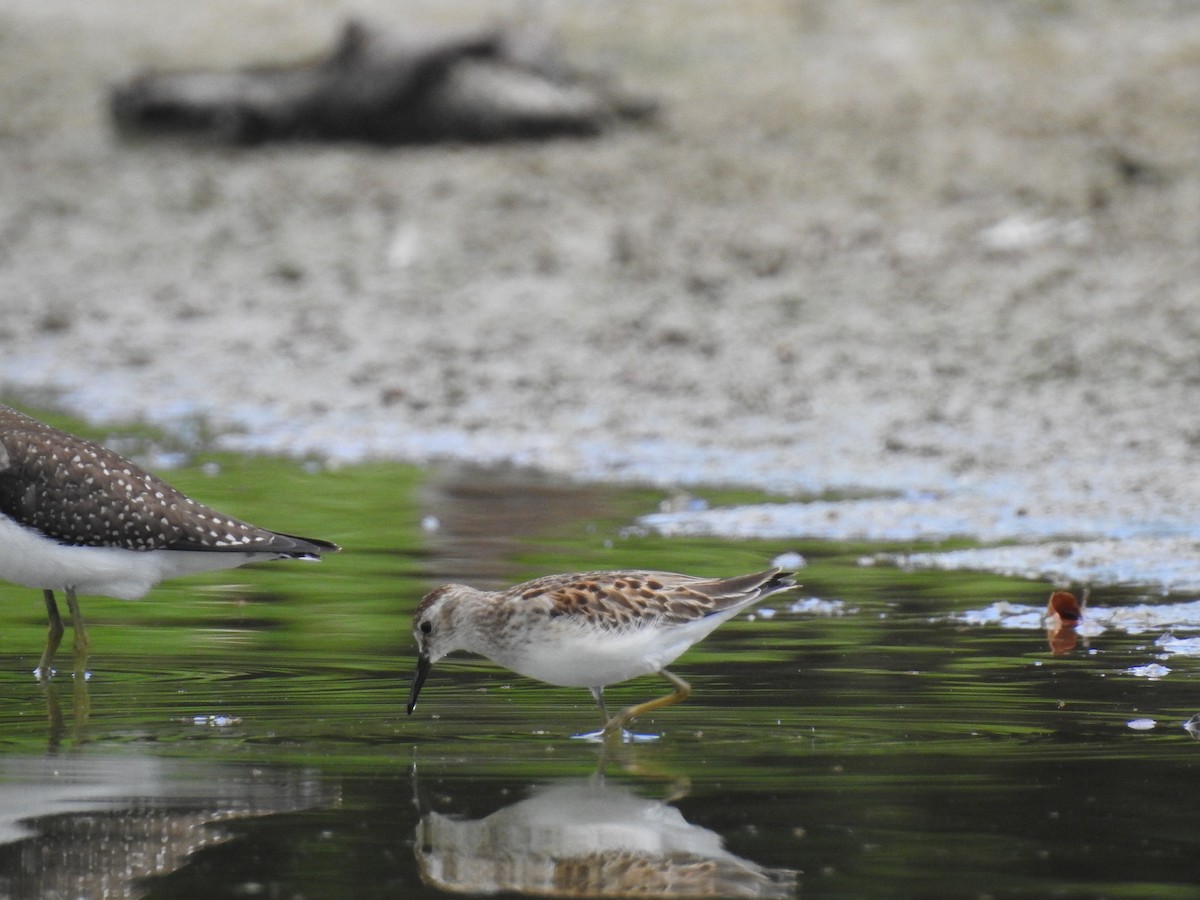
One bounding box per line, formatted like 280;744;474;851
0;404;339;677
407;567;798;738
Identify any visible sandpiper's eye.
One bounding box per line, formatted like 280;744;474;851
419;620;432;635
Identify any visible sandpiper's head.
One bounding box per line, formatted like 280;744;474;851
406;584;473;715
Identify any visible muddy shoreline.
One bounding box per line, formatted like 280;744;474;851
3;1;1199;589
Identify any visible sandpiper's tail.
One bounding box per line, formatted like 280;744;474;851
166;529;340;558
268;532;341;559
699;567;800;611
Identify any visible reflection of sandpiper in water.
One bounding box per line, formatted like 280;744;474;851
414;774;798;898
0;754;334;898
0;405;339;677
407;568;799;738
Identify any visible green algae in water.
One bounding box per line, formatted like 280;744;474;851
0;418;1198;896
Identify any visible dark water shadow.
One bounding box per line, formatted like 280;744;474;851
417;463;621;584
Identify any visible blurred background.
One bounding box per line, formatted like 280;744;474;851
3;3;1200;897
3;1;1198;574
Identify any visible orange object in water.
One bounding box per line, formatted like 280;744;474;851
1045;590;1086;656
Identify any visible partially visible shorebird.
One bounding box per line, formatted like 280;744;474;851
407;567;799;738
0;404;339;677
1044;588;1087;656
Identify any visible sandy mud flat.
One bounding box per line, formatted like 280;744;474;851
2;1;1199;589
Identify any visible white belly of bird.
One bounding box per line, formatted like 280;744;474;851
490;613;739;689
0;513;273;599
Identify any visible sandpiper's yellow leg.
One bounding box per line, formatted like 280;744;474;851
37;589;65;679
602;669;692;736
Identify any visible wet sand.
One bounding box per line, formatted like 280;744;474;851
2;0;1199;588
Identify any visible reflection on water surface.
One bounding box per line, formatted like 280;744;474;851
0;755;332;899
0;463;1197;898
415;772;797;897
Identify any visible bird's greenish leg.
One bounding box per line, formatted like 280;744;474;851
65;587;89;676
37;589;65;679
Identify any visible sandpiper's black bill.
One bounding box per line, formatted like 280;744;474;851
407;654;432;715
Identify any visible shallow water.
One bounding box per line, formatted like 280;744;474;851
1;460;1199;898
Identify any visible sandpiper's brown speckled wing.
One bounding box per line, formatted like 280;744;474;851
509;568;796;629
0;405;337;556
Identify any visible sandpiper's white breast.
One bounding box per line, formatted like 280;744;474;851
488;611;743;689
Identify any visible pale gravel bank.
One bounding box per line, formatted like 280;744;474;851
2;1;1199;590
